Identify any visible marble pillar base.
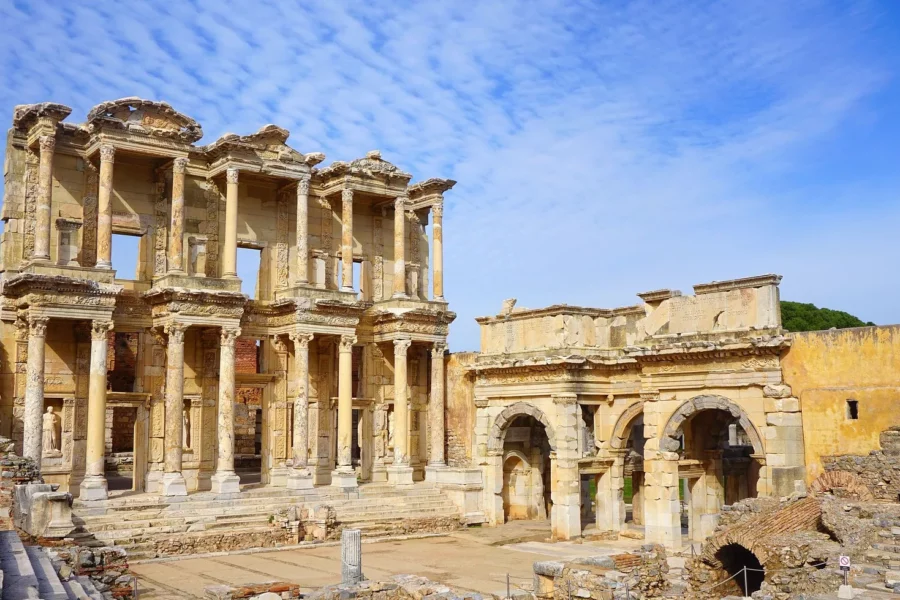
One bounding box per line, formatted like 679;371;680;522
79;475;109;501
210;471;241;494
387;465;414;487
287;469;315;490
331;468;358;489
160;472;188;497
424;463;447;483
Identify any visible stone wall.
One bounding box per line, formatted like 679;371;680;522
820;426;900;500
781;325;900;481
445;352;476;467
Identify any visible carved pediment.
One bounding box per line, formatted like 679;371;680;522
86;97;203;143
206;125;324;166
12;102;72;131
318;150;412;182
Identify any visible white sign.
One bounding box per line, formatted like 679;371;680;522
839;555;851;569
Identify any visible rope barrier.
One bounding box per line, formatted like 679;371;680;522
701;561;832;592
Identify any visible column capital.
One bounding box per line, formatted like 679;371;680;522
431;341;448;358
393;338;412;356
394;194;407;210
173;157;189;174
39;135;56;153
342;187;353;203
226;167;239;184
432;201;443;218
289;331;314;348
164;322;187;344
220;325;241;346
28;316;49;337
90;320;114;341
297;175;311;195
99;144;116;163
339;334;357;352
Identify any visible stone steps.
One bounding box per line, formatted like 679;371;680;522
73;483;463;559
0;530;98;600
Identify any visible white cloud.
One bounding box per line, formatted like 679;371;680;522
1;0;897;349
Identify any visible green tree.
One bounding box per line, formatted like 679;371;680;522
781;301;874;332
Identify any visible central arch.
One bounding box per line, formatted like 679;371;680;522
659;395;764;455
488;402;557;455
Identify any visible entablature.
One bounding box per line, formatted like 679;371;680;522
143;287;246;328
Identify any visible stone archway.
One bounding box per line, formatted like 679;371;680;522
809;470;874;501
488;402;557;455
607;401;646;532
659;395;764;455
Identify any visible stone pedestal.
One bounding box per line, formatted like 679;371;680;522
387;465;414;486
161;472;188;496
287;469;315;490
331;468;358;489
79;476;109;502
210;472;241;495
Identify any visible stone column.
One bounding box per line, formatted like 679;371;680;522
168;157;188;274
432;202;444;301
388;338;414;485
82;320;113;500
551;394;581;540
96;144;115;269
295;176;310;285
33;135;55;262
392;194;408;298
426;342;447;475
161;322;188;496
332;334;358;488
23;316;49;463
288;331;314;489
211;326;241;494
340;186;354;292
223;168;239;278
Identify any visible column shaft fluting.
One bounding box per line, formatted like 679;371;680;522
33;136;55;261
432;202;444;300
223;168;239;278
393;195;407;298
393;339;412;466
291;332;313;468
428;342;447;466
168;157;188;273
96;145;115;269
337;335;356;468
296;177;310;285
212;326;241;494
23;317;48;463
340;188;354;292
163;323;187;494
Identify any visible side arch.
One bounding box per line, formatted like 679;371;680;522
488;401;557;455
809;470;874;501
610;401;644;450
659;395;764;455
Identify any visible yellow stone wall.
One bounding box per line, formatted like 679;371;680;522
782;325;900;481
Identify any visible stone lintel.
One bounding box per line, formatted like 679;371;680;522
693;273;782;295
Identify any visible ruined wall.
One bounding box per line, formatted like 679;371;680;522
782;325;900;481
445;352;476;467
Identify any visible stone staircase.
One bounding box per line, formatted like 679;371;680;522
860;515;900;593
0;530;110;600
72;482;462;561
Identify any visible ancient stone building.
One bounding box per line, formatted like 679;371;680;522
0;98;455;501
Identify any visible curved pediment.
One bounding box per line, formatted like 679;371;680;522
86;97;203;143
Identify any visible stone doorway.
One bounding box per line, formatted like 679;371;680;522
500;415;550;523
234;384;264;485
104;393;149;494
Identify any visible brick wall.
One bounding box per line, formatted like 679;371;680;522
107;332;138;392
236;338;259;374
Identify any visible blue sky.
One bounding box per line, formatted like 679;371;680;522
2;1;899;351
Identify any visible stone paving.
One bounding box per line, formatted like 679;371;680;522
130;522;644;599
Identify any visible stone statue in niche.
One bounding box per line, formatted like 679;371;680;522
42;406;61;456
183;408;191;450
387;408;395;456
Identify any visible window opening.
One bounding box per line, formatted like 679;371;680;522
236;247;262;298
111;233;141;280
846;399;859;420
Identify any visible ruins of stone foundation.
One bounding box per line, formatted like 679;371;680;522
3;98;900;597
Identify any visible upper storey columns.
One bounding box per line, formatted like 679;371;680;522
393;194;408;299
222;168;240;279
432;202;444;301
96;144;115;269
32;136;56;262
167;157;189;273
340;185;354;292
295;176;311;285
